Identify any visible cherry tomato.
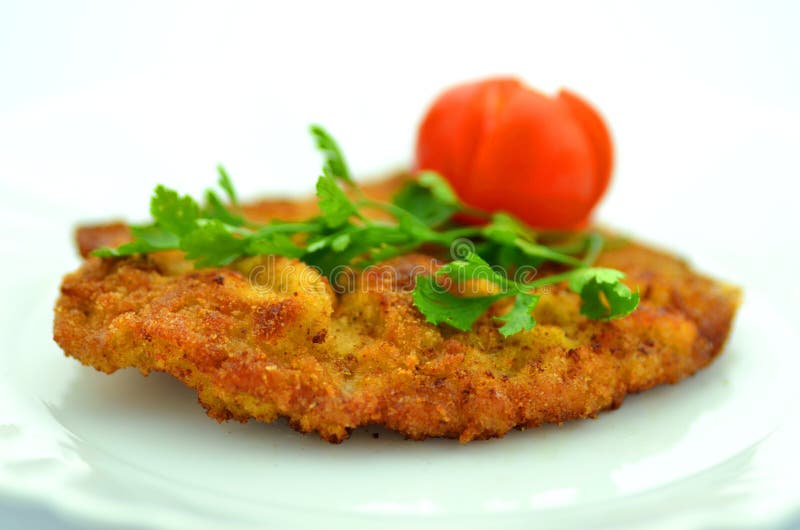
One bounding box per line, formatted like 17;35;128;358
415;78;613;229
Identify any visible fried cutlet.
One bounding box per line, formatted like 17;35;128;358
53;176;741;442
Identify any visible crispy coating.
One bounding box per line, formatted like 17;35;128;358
53;177;741;442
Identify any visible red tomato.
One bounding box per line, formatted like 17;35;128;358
415;78;613;229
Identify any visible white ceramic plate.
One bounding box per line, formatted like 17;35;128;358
1;216;799;530
3;2;799;528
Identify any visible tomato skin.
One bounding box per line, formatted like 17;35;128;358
557;89;614;209
415;78;522;200
415;78;613;229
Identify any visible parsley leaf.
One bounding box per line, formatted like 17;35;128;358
128;224;180;250
310;124;353;185
246;232;305;258
181;220;245;267
482;212;535;244
303;224;410;275
513;238;585;266
481;213;584;267
392;171;461;227
415;252;533;334
568;268;640;320
316;172;358;228
417;171;459;206
412;275;503;331
150;185;200;237
436;252;508;289
495;291;539;337
204;189;246;226
93;224;179;257
200;164;246;226
216;164;238;206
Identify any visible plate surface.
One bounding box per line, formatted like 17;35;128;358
1;241;799;530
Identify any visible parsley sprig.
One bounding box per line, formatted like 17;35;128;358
414;253;639;337
94;125;639;337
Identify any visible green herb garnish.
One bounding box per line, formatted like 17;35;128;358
93;126;638;337
413;253;638;337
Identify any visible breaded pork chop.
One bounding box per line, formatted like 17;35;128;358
53;178;740;442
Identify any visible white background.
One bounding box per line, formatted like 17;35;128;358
1;1;798;528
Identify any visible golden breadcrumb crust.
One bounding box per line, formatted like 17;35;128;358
53;177;740;442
